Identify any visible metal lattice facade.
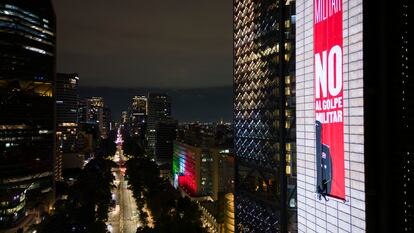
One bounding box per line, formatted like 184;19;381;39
233;0;296;232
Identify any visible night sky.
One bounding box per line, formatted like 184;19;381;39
52;0;233;89
52;0;233;121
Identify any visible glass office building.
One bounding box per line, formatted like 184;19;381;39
233;0;296;232
0;0;56;228
56;73;80;176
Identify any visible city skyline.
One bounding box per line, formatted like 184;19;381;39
78;86;233;122
0;0;411;232
52;0;234;122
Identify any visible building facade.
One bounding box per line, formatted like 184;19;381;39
130;95;147;137
172;141;234;201
155;120;177;165
172;141;199;196
56;73;81;174
86;96;110;138
173;123;235;233
147;93;171;151
78;98;89;123
233;0;297;232
296;0;412;232
0;0;56;228
0;189;26;229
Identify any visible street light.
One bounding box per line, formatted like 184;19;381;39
107;224;113;232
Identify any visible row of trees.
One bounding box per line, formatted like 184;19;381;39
124;137;208;233
34;157;116;232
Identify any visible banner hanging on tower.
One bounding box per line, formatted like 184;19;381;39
314;0;345;201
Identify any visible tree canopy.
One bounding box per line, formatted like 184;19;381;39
126;157;207;233
34;158;115;233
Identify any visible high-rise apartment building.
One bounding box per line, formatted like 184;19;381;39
295;0;412;232
233;0;296;232
0;0;56;228
147;93;171;151
56;73;81;174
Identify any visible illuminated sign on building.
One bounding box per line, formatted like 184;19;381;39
314;0;345;200
172;144;197;195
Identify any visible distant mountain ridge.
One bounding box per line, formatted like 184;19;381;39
79;86;233;122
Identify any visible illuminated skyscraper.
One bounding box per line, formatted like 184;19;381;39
87;96;109;138
0;0;56;228
233;0;296;232
56;73;81;175
130;95;147;137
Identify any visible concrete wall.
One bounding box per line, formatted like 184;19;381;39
295;0;366;232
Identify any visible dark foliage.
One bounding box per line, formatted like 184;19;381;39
122;136;145;158
97;137;117;159
34;158;116;233
62;167;83;180
126;157;207;233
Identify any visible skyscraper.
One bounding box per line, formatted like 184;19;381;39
147;93;171;152
56;73;81;175
155;120;177;165
0;0;56;228
233;0;296;232
130;95;147;137
103;106;112;134
77;98;89;123
87;96;107;138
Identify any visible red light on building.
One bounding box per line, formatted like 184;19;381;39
173;142;197;195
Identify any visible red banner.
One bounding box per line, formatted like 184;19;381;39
314;0;345;200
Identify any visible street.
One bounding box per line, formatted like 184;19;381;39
107;130;140;233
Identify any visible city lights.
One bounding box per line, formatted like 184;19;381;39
0;0;411;232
